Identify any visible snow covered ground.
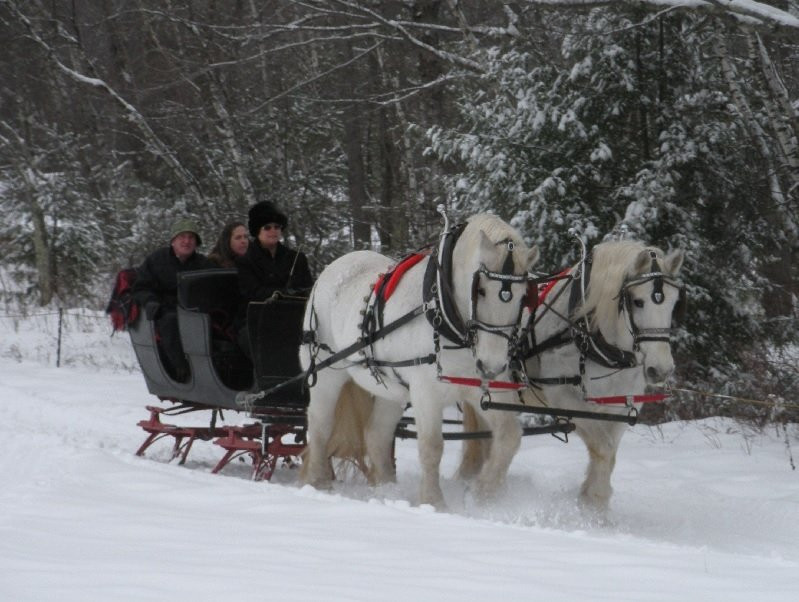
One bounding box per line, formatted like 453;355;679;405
1;309;797;601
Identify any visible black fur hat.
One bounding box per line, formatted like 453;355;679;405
248;201;288;237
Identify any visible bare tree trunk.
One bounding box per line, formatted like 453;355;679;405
746;34;799;313
20;175;55;306
414;0;445;123
370;46;407;253
635;30;651;161
390;73;419;246
717;35;797;317
1;108;56;305
749;34;799;188
344;102;371;249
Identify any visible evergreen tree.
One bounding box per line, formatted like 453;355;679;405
425;8;798;418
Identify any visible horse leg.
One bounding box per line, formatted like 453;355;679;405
474;407;522;502
364;396;404;485
411;398;446;510
301;372;349;489
324;381;374;478
576;422;626;512
455;403;491;480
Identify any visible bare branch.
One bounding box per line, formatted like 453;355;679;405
328;0;486;73
519;0;799;34
1;0;204;198
244;39;386;114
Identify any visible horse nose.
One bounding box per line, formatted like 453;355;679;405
645;365;673;384
476;359;506;380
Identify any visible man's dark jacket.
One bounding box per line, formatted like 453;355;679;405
132;246;214;311
237;242;313;305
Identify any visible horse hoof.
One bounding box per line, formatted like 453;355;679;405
300;466;334;490
578;491;611;516
305;478;333;491
418;493;447;512
419;500;448;513
473;480;505;505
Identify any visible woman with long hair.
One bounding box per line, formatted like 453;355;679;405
208;221;249;268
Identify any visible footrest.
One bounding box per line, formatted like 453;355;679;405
136;405;226;464
211;424;264;478
211;423;305;481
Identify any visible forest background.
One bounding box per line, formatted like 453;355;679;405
1;0;797;424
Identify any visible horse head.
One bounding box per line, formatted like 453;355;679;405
581;241;685;385
451;214;539;380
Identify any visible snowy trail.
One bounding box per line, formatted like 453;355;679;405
0;358;797;602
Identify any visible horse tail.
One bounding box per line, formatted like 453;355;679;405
300;380;373;480
455;403;490;480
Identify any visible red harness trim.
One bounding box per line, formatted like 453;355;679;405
538;267;571;305
373;253;427;302
526;267;571;311
439;375;526;390
586;393;668;404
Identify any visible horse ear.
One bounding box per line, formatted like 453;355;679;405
477;231;498;263
664;249;685;276
634;249;651;274
526;245;540;269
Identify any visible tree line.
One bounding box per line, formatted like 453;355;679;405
1;0;797;421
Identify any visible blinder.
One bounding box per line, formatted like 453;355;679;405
673;287;687;323
499;241;516;303
649;252;665;305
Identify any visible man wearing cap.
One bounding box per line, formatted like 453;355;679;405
132;219;214;381
236;200;314;358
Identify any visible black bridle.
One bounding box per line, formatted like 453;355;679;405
525;247;686;373
618;251;685;350
468;239;531;344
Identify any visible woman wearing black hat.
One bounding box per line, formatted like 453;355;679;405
235;201;314;358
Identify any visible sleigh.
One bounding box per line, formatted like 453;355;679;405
129;268;307;480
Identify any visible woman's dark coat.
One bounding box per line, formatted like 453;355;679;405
236;241;313;304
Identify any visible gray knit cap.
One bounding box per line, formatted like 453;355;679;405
169;219;202;246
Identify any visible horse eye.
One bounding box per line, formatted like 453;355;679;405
478;287;486;297
633;299;645;308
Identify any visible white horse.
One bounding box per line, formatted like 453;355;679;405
299;214;539;508
459;240;685;512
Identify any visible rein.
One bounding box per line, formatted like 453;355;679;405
243;303;431;406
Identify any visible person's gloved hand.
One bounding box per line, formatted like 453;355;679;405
144;301;161;321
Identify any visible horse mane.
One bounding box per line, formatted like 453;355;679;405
576;240;668;331
459;213;530;271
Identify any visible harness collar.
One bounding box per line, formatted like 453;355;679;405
568;256;638;370
423;222;470;347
